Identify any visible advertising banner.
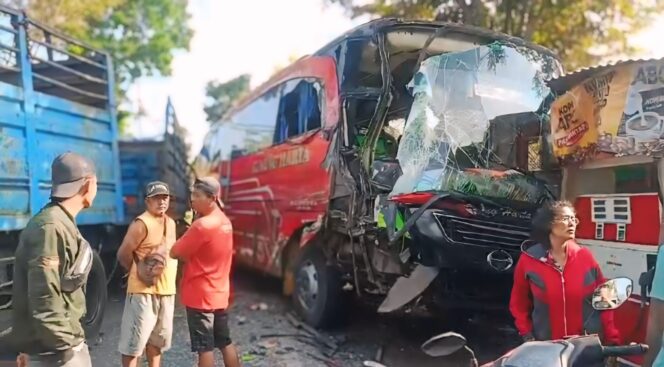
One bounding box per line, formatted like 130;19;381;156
551;59;664;163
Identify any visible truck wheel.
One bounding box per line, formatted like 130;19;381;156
83;251;107;338
292;245;346;328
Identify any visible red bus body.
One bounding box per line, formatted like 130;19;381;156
200;56;339;277
194;18;566;340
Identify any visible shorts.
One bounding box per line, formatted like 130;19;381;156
186;307;233;353
118;294;175;357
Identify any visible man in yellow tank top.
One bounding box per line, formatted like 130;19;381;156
116;181;178;367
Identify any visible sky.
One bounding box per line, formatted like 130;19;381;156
123;0;664;158
123;0;368;156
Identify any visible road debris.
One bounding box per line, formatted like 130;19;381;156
285;313;339;351
375;344;384;362
250;302;269;311
240;353;257;363
363;361;388;367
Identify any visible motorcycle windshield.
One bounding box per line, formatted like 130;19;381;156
390;43;560;207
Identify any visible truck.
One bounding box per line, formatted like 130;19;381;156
119;98;191;236
0;6;190;342
194;18;564;328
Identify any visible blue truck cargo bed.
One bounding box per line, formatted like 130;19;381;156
119;100;191;224
0;7;123;232
0;6;122;343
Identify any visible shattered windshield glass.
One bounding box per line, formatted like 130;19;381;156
390;43;560;206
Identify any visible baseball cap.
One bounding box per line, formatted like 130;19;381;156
145;181;170;198
192;176;224;209
51;152;97;199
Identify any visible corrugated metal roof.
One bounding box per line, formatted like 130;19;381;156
546;57;664;95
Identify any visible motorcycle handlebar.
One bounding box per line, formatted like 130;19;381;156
602;344;649;357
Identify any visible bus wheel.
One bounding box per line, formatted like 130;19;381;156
83;251;107;338
292;245;346;328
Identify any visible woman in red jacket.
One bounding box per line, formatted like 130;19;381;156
509;200;621;345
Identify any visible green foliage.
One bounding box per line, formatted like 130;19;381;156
329;0;664;70
203;74;251;124
84;0;194;85
2;0;194;134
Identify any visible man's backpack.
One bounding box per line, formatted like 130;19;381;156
134;219;168;287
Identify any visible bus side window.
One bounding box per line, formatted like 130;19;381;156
231;85;281;157
274;78;323;144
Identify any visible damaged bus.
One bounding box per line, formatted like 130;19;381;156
194;19;563;327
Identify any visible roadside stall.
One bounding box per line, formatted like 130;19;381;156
546;58;664;366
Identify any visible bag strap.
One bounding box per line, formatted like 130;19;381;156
133;217;168;266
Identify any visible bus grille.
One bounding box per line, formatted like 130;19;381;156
433;213;530;250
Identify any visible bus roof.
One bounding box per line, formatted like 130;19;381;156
224;18;560;120
314;18;559;60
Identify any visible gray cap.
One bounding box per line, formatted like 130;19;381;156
193;176;224;209
51;152;97;199
145;181;170;198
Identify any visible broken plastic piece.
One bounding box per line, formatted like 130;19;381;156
364;362;387;367
378;264;440;313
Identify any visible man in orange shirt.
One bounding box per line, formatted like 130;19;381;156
171;177;240;367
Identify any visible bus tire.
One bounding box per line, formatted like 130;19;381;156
83;251;107;338
292;245;346;328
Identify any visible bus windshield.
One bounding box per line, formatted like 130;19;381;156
390;43;561;206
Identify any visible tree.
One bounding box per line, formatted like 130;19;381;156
84;0;194;86
5;0;124;36
329;0;664;70
1;0;194;133
203;74;251;124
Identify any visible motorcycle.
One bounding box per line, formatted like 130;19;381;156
420;277;648;367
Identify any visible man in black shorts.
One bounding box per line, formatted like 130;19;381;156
186;309;233;360
170;177;240;367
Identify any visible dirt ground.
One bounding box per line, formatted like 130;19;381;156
2;269;520;367
90;269;518;367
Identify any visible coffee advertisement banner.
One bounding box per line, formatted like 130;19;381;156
551;59;664;163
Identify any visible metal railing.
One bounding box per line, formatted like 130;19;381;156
0;5;113;108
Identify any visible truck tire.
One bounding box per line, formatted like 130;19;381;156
292;245;347;328
83;251;107;338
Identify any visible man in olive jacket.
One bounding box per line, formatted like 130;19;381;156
10;152;98;367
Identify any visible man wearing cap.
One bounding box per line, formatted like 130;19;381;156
116;181;178;367
171;177;240;367
11;152;98;366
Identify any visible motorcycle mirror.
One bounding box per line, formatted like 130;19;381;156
592;277;633;311
421;332;467;357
